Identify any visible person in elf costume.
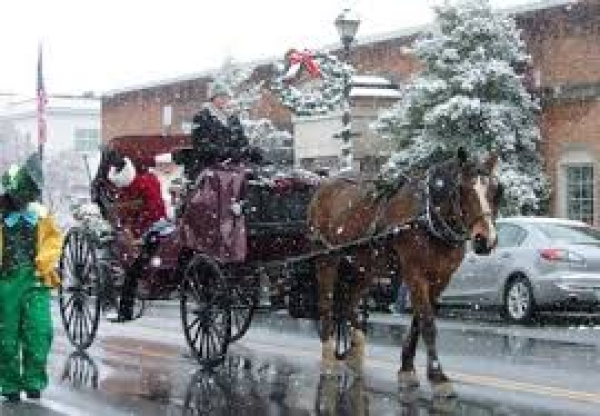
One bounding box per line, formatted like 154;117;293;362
0;153;63;402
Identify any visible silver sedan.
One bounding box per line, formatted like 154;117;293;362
440;217;600;323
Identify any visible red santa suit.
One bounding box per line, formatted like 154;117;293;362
108;158;166;239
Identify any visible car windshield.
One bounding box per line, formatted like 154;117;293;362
534;223;600;245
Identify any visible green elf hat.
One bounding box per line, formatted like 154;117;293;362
2;153;44;198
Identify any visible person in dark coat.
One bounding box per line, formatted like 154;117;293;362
180;81;263;180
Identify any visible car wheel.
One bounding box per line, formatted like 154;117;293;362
503;276;535;324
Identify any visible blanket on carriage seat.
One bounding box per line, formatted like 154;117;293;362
178;166;249;263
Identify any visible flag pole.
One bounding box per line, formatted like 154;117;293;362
37;42;47;200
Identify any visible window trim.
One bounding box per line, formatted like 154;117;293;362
557;148;596;226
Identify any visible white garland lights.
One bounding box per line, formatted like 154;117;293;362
271;49;354;116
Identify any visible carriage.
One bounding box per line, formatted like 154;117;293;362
58;134;365;367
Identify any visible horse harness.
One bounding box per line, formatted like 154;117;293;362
309;163;472;260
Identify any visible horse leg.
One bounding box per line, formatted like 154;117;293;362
398;312;420;389
345;278;370;374
414;284;455;398
317;257;339;372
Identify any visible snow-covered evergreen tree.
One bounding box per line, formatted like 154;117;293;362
212;58;293;166
375;0;550;214
211;57;263;117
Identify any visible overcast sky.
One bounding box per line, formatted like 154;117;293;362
0;0;537;96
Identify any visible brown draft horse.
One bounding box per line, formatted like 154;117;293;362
308;149;502;397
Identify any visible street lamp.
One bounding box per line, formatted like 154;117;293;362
334;8;360;171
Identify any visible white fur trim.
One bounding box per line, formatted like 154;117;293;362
108;157;136;188
155;153;172;164
26;202;49;218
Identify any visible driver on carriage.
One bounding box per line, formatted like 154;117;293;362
175;80;264;181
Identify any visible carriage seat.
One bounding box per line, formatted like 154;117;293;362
245;169;320;233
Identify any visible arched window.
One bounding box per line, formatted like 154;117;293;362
558;148;595;225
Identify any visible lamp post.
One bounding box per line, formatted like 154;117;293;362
334;8;360;171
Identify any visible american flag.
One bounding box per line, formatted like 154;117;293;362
37;44;47;147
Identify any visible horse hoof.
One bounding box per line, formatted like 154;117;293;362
432;381;456;399
397;370;420;389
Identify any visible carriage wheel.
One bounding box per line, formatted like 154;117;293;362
59;228;102;350
228;279;259;343
180;255;231;368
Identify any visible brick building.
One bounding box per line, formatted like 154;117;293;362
102;0;600;224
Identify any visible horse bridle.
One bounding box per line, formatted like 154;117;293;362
423;162;496;247
423;168;468;247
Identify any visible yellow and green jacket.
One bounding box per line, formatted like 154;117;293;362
0;202;63;288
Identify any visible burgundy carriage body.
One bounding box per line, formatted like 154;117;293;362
178;165;317;265
100;134;317;284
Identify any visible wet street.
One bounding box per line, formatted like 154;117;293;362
1;301;600;415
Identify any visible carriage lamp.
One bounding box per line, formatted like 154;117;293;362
150;256;162;268
334;8;361;171
334;8;361;47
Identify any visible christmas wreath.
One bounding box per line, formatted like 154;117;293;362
271;49;354;116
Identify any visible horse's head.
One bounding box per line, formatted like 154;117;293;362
456;148;503;255
425;148;502;255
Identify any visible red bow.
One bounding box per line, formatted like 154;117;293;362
286;49;321;78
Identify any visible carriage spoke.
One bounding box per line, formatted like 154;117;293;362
70;305;80;343
77;305;85;343
63;294;77;312
64;249;77;278
186;315;201;334
65;298;77;329
190;319;202;347
81;304;93;335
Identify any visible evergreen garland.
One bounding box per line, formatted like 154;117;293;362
271;51;354;116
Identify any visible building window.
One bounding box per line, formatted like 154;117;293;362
565;164;594;224
74;128;100;152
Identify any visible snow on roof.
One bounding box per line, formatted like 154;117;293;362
500;0;577;16
352;75;395;86
0;95;100;118
350;87;401;99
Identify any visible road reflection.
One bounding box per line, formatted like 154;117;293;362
61;350;99;390
181;354;562;416
54;345;580;416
